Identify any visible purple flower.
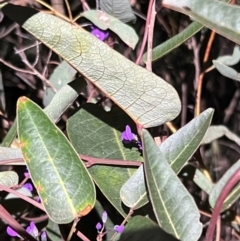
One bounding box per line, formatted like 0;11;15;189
91;25;109;41
6;222;40;239
41;231;47;241
26;222;38;237
23;183;33;192
121;125;134;143
114;225;125;233
96;222;102;231
6;227;20;238
24;171;30;178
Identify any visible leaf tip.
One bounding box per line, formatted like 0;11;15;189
17;96;29;109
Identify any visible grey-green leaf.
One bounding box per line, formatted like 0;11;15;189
201;125;240;146
209;159;240;212
216;45;240;66
162;0;240;46
0;171;18;187
99;0;136;23
1;4;181;128
81;10;138;49
143;129;202;241
213;60;240;82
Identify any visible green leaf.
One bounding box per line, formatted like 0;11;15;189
17;97;95;224
213;60;240;82
142;129;202;241
67;104;142;217
120;108;213;209
193;169;213;195
0;171;18;187
46;219;62;241
201;125;240;146
162;0;240;45
82;10;138;49
43;61;77;107
209;159;240;212
216;45;240;66
1;4;181;128
119;216;179;241
100;0;136;23
1;120;17;147
143;21;203;62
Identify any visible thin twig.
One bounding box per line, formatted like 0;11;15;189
64;0;72;21
0;23;18;39
42;50;52;78
135;0;155;65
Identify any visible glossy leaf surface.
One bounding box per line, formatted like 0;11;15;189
17;97;95;224
1;4;181;128
143;129;202;241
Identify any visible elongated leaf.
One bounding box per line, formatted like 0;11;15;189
143;21;203;62
0;171;18;187
120;108;213;209
213;60;240;82
143;129;202;241
46;220;62;241
67;104;142;217
1;120;17;147
162;0;240;45
201;125;240;146
1;4;181;128
209;159;240;212
17;97;95;224
119;216;179;241
82;10;138;49
43;61;77;107
193;169;213;195
100;0;136;23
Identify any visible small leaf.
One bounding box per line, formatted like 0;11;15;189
120;109;213;209
0;171;18;187
17;97;95;224
100;0;136;23
82;10;138;49
216;45;240;66
119;216;179;241
0;147;23;165
143;21;204;62
162;0;240;45
2;4;181;128
193;169;214;195
213;60;240;82
142;129;202;241
201;125;240;146
5;186;32;199
1;120;17;147
43;61;77;107
209;159;240;212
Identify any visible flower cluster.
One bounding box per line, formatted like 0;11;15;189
122;125;142;150
96;211;124;238
7;222;47;240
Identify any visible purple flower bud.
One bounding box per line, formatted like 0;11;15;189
6;226;20;237
41;231;47;241
96;222;102;231
91;25;109;41
102;211;107;223
23;183;33;192
24;171;30;178
114;225;124;233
